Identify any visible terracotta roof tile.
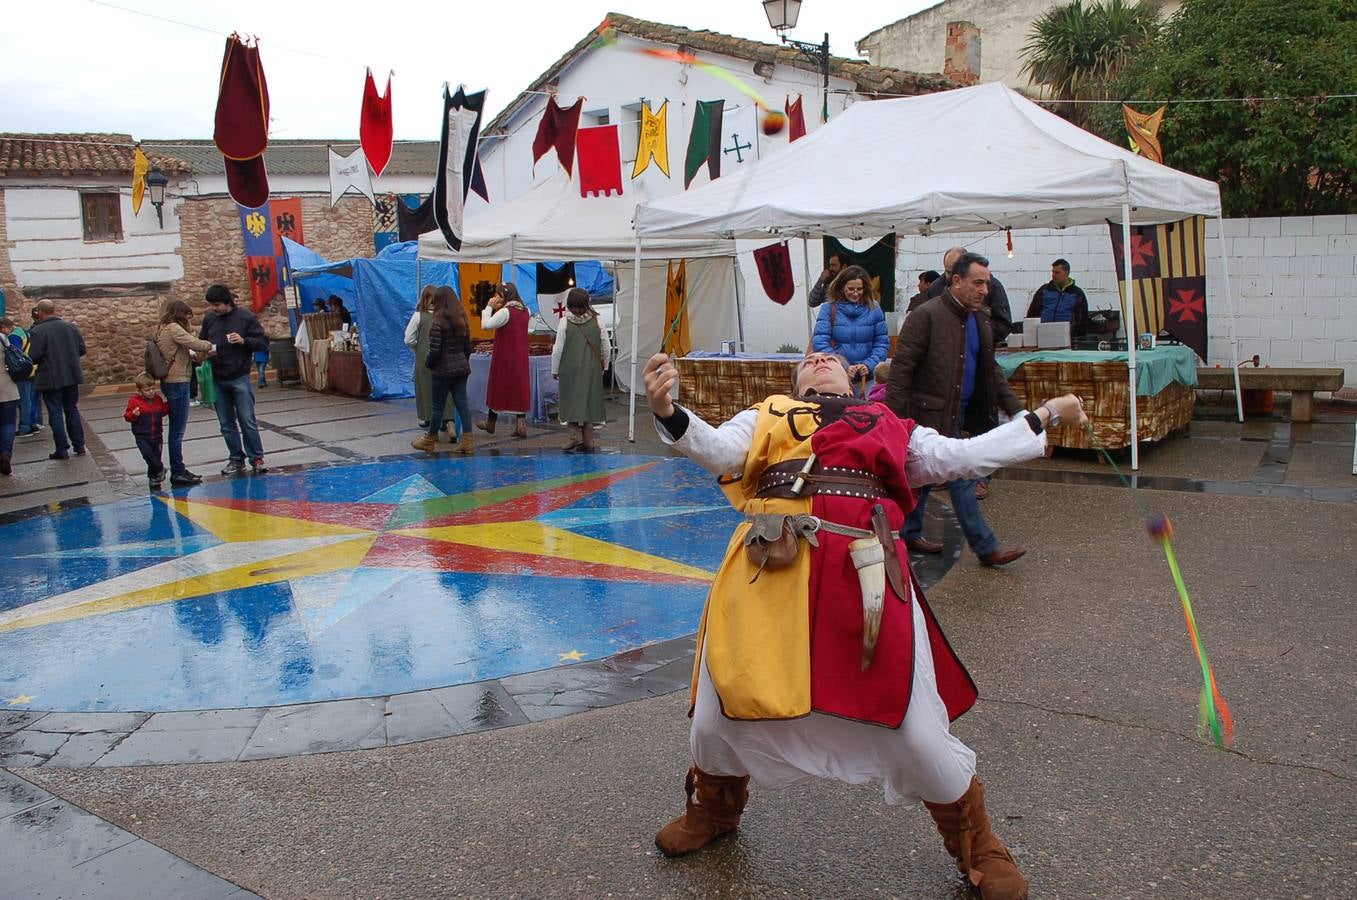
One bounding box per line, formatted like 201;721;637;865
483;12;956;135
0;133;191;177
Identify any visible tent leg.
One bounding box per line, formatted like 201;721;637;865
1121;207;1140;471
732;255;746;351
627;236;643;442
802;237;814;343
1215;215;1245;422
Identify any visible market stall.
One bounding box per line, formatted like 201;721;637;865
674;352;802;423
997;346;1198;449
634;82;1243;468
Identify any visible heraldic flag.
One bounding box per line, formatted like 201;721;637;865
684;100;724;188
663;260;691;357
1108;215;1208;359
631;100;669;179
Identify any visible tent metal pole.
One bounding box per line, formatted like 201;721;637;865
802;236;814;342
627;236;643;442
731;254;746;350
1215;215;1245;422
1121;205;1140;470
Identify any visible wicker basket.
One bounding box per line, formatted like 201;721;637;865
1006;360;1193;449
676;357;801;423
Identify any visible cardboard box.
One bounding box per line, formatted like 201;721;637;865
1037;321;1071;349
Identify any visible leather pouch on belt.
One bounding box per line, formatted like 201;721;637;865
743;514;817;580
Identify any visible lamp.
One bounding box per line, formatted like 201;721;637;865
145;167;169;228
761;1;829;122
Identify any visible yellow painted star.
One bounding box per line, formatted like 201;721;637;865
558;650;586;662
6;694;34;706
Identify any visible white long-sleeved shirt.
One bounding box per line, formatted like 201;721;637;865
403;311;421;348
481;305;510;332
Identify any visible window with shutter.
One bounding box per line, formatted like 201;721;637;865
80;192;123;242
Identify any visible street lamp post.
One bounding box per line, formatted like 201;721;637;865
761;0;830;122
145;168;169;229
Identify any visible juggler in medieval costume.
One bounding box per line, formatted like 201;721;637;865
642;350;1088;900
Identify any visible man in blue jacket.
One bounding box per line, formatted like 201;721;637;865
1026;259;1090;337
199;285;270;475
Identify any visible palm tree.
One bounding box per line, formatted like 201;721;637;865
1020;0;1162;124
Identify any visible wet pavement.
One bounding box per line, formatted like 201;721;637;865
2;385;1355;897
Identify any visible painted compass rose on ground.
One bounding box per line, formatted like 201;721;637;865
0;455;738;712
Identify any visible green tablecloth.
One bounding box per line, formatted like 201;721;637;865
996;346;1198;397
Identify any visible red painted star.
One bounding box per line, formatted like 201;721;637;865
1168;287;1205;323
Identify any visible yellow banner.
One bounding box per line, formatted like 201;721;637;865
663;259;690;357
459;263;503;341
131;146;150;215
631;100;670;179
1122;104;1166;164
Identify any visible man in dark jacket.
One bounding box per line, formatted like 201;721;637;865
885;253;1027;567
26;300;87;460
1026;258;1090;337
199;285;270;475
926;246;1013;341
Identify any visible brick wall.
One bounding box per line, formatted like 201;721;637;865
896;214;1357;389
1;193;374;384
943;21;981;86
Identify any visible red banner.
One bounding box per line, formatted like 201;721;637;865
246;255;279;312
753;241;795;304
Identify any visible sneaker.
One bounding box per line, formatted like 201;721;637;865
221;460;246;476
49;451;70;461
250;458;269;475
18;428;39;438
149;477;164;490
73;447;87;456
169;471;203;486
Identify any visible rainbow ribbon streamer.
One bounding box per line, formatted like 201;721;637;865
1084;425;1235;749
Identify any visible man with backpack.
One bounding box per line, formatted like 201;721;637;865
26;301;87;461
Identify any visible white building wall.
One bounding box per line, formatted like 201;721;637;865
182;173;433;199
4;181;183;286
896;215;1357;388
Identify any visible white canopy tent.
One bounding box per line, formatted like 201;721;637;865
417;176;742;423
634;82;1243;468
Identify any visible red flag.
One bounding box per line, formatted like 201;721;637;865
576;125;623;197
360;69;394;177
532;97;584;176
753;242;795;304
269;197;304;254
246;256;279;312
785;95;807;142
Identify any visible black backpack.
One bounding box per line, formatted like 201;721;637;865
144;328;172;380
3;338;34;381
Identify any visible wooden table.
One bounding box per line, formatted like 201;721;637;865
326;350;371;399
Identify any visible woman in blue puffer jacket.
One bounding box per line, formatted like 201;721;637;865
811;265;890;394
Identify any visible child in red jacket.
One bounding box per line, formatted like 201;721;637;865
125;373;170;489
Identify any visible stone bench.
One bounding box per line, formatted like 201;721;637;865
1195;366;1345;422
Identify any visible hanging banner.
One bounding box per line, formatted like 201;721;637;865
785;95;807;142
1123;104;1166;164
214;35;271;208
245;255;279;313
718;104;759;176
535;262;576;332
373;193;399;250
131;146;149;215
397;192;436;242
532;97;584;176
269;197;304;253
663;260;691;357
753;242;795;305
577;125;623;197
329;146;375;206
631;100;670;178
823;235;898;312
237;202;275;258
1108;215;1208;359
432;84;486;252
459;262;503;340
683;99;724;188
361;69;395;177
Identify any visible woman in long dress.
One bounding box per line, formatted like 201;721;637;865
476;282;531;439
403;285;458;436
551;288;607;453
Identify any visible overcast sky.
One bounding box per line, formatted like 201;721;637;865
3;0;937;141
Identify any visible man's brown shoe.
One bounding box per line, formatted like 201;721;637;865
979;547;1026;567
906;537;945;554
974;481;990;500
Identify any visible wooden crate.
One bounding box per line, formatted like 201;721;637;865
1006;360;1193;449
675;357;801;423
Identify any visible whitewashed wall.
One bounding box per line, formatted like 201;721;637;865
891;214;1357;388
4;181;183;287
182;173;433;200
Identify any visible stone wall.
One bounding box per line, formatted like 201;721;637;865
0;193;374;384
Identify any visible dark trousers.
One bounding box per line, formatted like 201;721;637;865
135;432;165;480
41;385;85;454
162;381;191;476
0;399;17;459
428;375;471;438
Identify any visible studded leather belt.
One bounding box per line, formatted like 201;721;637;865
755;458;889;501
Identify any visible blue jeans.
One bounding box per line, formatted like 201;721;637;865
41;385;85;454
16;379;37;431
0;399;17;458
904;478;998;558
163;381;191;475
428;375;470;439
213;375;264;464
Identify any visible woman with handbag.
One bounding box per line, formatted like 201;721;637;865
411;286;473;454
476;282;531;440
403;284;459;436
551;288;607;453
154;300;216;485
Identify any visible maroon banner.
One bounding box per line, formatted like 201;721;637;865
753;241;795;304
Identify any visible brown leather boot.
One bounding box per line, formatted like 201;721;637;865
455;431;475;454
410;433;438;453
511;415;528;439
923;778;1028;900
475;411;497;434
654;766;750;857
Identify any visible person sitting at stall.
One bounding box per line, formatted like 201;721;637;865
328;295;352;327
313;299;327;314
551;287;607;453
1026;258;1090;337
811;265;890;396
